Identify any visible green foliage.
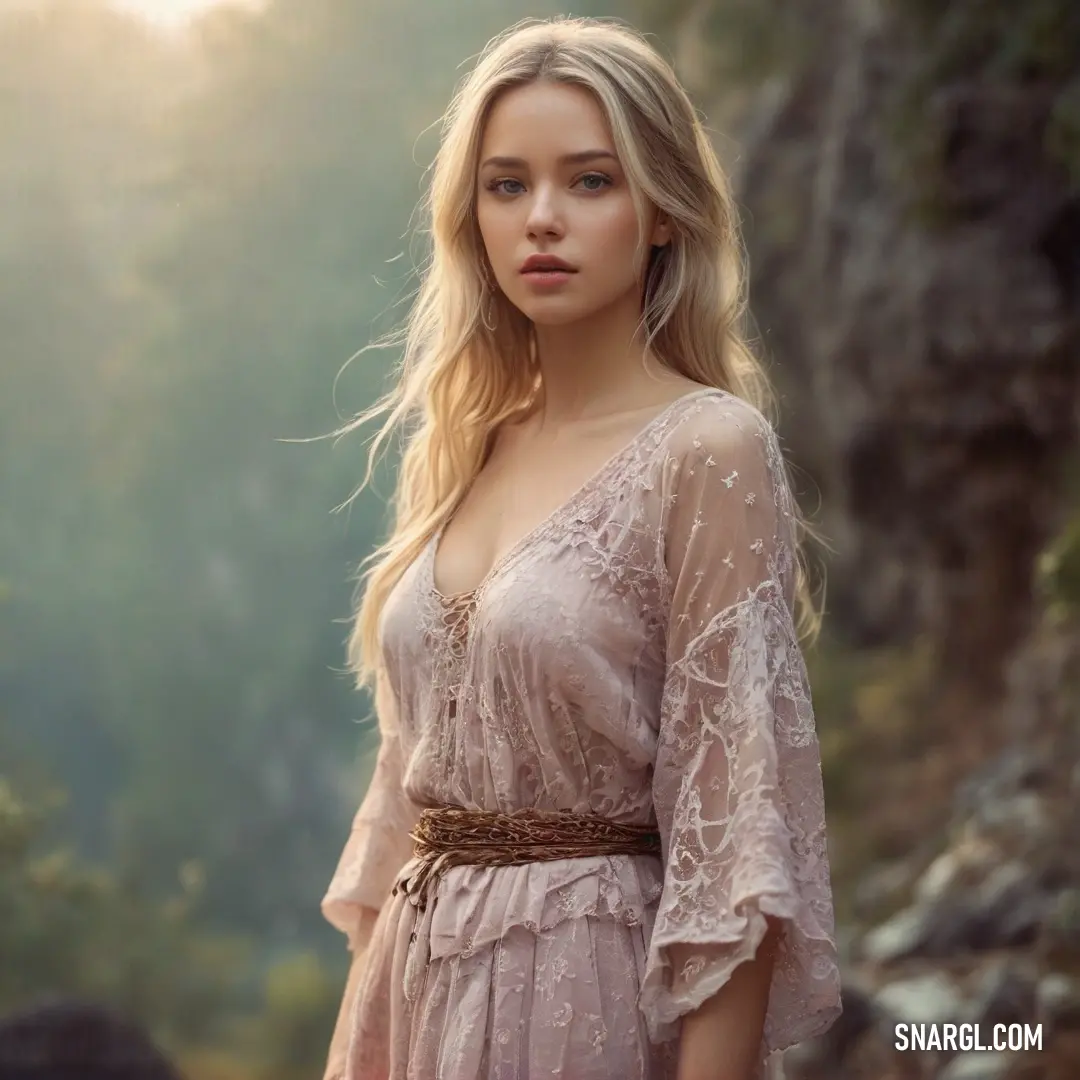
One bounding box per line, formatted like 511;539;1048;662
0;774;242;1048
1038;510;1080;616
0;768;349;1078
805;634;938;875
256;953;343;1080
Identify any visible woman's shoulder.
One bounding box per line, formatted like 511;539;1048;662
655;385;777;463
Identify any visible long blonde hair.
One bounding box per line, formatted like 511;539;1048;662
336;16;825;689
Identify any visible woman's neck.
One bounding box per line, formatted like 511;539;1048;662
529;294;669;425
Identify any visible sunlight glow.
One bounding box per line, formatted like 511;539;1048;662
109;0;263;31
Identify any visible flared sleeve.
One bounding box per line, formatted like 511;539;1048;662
640;400;842;1054
321;672;419;954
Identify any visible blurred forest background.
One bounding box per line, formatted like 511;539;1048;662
1;1;1078;1078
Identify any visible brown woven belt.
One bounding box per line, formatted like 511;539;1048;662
392;807;662;911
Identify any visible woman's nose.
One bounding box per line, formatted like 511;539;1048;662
525;185;564;238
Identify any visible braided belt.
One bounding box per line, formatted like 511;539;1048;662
392;807;662;911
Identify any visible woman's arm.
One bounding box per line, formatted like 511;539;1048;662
638;399;841;1068
674;921;781;1080
320;673;418;1077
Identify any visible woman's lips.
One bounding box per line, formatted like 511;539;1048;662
522;271;573;288
520;267;576;288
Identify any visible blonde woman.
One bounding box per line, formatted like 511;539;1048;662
322;17;841;1080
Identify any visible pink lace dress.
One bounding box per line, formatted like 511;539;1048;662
322;388;842;1079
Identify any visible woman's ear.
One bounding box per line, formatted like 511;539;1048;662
651;211;672;249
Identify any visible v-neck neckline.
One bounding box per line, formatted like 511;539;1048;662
427;386;719;604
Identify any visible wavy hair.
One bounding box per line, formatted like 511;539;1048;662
335;16;827;689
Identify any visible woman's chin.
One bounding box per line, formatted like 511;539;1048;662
516;299;595;329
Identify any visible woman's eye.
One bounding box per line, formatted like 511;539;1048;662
577;173;612;192
484;173;612;195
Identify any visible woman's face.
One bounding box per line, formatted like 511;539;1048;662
475;80;669;328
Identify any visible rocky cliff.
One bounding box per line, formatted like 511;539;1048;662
649;0;1080;1076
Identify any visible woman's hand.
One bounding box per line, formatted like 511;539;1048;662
674;917;781;1080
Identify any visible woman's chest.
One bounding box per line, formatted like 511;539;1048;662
431;422;666;600
381;510;669;699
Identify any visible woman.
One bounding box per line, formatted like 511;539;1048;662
322;16;841;1080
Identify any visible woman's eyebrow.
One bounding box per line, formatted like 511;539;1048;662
479;149;619;169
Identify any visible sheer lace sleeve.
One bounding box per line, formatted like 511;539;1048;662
640;400;842;1055
321;673;419;954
